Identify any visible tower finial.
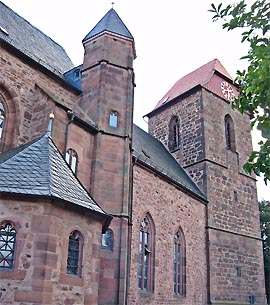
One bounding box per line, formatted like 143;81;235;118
111;2;114;8
46;112;54;136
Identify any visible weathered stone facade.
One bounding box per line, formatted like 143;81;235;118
0;3;266;305
148;83;266;303
129;165;207;305
0;196;103;305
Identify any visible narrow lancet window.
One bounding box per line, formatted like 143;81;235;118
224;114;236;151
65;148;78;174
174;227;186;296
67;230;82;276
169;116;180;151
138;213;154;291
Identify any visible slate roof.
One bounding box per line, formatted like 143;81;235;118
0;1;74;75
132;124;207;201
151;59;235;113
0;133;110;218
83;8;133;42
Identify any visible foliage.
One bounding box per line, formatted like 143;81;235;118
209;0;270;183
259;199;270;303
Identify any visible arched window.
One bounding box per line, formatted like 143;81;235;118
138;213;155;291
101;229;113;251
109;111;118;128
67;230;83;276
174;227;186;296
0;222;16;269
224;114;236;151
168;116;180;151
65;148;78;174
0;101;6;145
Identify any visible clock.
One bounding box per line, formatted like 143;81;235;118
220;81;235;102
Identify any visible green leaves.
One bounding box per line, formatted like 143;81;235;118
210;0;270;183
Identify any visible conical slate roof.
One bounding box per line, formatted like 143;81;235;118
132;124;207;201
0;134;110;217
83;8;133;42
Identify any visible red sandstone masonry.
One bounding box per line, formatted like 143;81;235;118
0;197;103;305
129;165;207;305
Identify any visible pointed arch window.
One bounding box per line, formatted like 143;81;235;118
138;213;155;291
0;101;6;144
174;227;186;296
0;222;16;269
169;116;180;151
224;114;236;151
65;148;78;174
101;229;114;251
67;230;83;276
109;111;118;128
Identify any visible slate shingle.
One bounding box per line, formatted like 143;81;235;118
0;134;108;216
132;124;207;201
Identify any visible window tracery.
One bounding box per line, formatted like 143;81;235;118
0;222;16;269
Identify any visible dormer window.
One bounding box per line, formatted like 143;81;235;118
109;111;118;128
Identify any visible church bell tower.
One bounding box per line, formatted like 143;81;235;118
146;59;266;305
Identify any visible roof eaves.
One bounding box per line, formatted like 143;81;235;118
145;85;202;118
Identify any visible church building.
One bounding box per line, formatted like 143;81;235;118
0;2;266;304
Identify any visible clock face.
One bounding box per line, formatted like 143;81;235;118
220;81;235;102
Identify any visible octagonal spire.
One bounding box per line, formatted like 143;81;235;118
83;8;133;42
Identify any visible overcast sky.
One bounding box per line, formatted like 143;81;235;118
2;0;269;200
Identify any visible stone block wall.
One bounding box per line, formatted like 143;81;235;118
0;196;103;305
129;164;207;305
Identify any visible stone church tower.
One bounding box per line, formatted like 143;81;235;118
146;59;266;304
80;9;136;304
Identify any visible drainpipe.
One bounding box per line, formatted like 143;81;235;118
64;110;75;154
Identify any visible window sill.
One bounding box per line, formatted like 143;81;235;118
59;272;84;286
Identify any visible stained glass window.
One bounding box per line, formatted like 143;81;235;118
0;223;16;269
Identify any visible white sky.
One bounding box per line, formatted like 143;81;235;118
2;0;269;200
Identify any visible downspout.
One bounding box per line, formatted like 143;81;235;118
64;110;75;154
125;153;136;304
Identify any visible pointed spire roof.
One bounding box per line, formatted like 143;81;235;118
149;59;236;114
83;8;133;42
0;134;111;222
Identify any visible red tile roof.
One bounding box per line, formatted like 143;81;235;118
153;59;236;111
